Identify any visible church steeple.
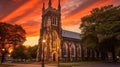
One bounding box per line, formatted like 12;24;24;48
42;2;45;11
58;0;61;12
48;0;52;8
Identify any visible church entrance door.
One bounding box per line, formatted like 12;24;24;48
53;53;56;61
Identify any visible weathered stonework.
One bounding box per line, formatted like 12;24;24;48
36;0;100;62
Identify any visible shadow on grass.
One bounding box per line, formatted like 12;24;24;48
47;61;120;66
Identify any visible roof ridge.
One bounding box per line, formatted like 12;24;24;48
62;30;80;39
62;29;80;34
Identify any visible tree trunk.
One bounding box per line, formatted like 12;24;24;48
1;43;5;64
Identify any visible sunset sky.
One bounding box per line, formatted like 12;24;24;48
0;0;120;46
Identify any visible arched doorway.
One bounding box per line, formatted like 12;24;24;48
53;53;56;61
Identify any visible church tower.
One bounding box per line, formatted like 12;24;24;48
36;0;62;62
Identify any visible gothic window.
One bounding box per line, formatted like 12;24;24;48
63;43;68;57
52;17;58;26
52;31;59;48
77;47;80;56
47;17;51;27
71;44;75;57
71;47;74;56
77;44;81;57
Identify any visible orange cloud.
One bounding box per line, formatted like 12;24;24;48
0;0;118;37
1;0;39;22
62;0;114;27
21;20;41;37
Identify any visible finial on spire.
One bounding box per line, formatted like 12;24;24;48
48;0;52;7
42;0;45;13
58;0;61;11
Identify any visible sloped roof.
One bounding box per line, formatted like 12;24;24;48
62;30;80;39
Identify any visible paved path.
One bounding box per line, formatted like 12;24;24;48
73;64;120;67
9;63;120;67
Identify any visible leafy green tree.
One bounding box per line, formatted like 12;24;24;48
27;45;38;59
11;45;27;60
9;25;26;48
0;22;26;63
80;5;120;62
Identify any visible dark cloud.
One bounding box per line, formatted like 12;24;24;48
0;0;28;20
62;0;100;18
0;0;118;37
0;0;42;23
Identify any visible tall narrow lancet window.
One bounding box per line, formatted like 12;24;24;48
71;44;75;57
71;47;75;56
63;43;68;57
47;17;51;27
77;45;81;57
52;17;58;26
52;31;58;48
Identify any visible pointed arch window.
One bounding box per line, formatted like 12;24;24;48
52;17;58;26
47;17;51;27
77;45;81;57
52;31;59;48
63;43;68;57
71;47;74;56
71;44;76;57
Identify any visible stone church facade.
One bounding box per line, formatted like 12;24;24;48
36;0;100;62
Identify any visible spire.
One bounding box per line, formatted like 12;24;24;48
48;0;52;8
58;0;61;11
42;0;45;13
42;2;45;10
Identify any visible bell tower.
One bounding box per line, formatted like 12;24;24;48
37;0;62;62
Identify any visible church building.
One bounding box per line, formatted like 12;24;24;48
36;0;98;62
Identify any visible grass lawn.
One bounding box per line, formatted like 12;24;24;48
47;61;111;66
9;61;120;66
0;64;13;67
